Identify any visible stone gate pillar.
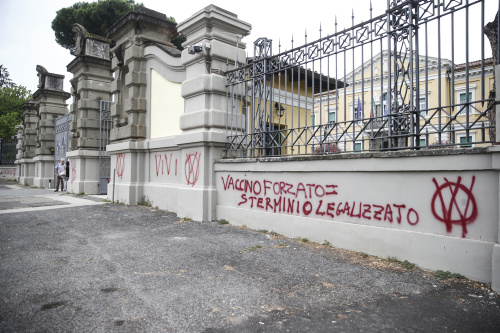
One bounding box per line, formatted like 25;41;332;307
32;66;71;188
175;5;251;221
17;100;37;185
107;7;178;142
66;24;113;194
14;124;23;182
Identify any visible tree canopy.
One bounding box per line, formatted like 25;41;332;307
51;0;185;54
0;65;16;89
0;66;32;139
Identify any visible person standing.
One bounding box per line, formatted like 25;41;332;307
65;160;70;191
54;158;66;192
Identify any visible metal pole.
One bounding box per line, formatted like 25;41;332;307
112;168;116;203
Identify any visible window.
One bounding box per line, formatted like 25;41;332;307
459;135;472;147
328;110;336;123
382;92;390;116
457;132;475;148
418;138;426;147
459;92;472;113
416;97;427;117
354;142;362;152
455;85;476;114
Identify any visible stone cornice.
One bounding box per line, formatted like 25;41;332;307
67;56;112;72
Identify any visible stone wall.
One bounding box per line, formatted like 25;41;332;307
214;148;500;291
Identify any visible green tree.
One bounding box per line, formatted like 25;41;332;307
0;65;16;88
51;0;185;53
0;85;32;139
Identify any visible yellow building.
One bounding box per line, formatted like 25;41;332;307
313;51;494;152
229;64;341;157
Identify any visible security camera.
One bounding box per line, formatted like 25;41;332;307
188;45;203;54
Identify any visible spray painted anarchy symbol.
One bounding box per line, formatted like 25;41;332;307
116;154;125;179
185;152;201;186
431;176;477;238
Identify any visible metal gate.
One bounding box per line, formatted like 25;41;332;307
98;100;113;194
54;113;72;182
224;0;497;157
0;137;17;165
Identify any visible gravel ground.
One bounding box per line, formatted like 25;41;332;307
0;181;499;332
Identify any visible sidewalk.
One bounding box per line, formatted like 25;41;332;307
0;180;499;332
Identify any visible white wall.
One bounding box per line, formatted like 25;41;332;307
215;148;500;286
0;166;17;179
150;69;184;139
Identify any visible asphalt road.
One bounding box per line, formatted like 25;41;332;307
0;180;499;332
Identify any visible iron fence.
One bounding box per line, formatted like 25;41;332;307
0;137;18;165
98;100;113;194
225;0;498;158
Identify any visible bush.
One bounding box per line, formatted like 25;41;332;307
428;139;455;149
313;142;341;155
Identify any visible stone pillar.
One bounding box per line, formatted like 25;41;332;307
107;7;177;142
32;65;71;188
66;24;113;194
17;100;37;185
174;5;251;221
14;124;23;183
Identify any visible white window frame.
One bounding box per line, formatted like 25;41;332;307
353;141;363;152
328;106;337;123
456;132;475;148
415;90;430;118
349;100;364;123
415;136;426;147
455;85;476;115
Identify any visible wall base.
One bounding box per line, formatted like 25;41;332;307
66;150;100;194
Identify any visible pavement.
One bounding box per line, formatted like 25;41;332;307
0;179;499;332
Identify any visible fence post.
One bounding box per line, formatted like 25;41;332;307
496;64;500;143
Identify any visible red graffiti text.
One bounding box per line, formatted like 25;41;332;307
0;169;16;176
222;175;338;199
237;194;418;225
155;153;177;177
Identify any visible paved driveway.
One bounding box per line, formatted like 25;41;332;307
0;181;499;332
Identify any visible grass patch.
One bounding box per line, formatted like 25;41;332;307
76;192;86;196
218;219;229;225
401;260;416;269
137;195;152;207
101;199;111;203
258;229;268;233
435;270;466;280
301;238;309;243
270;231;280;236
322;240;331;246
358;252;369;258
386;256;416;269
239;245;263;253
182;217;193;222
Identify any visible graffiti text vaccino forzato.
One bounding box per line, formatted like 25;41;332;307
221;174;419;225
